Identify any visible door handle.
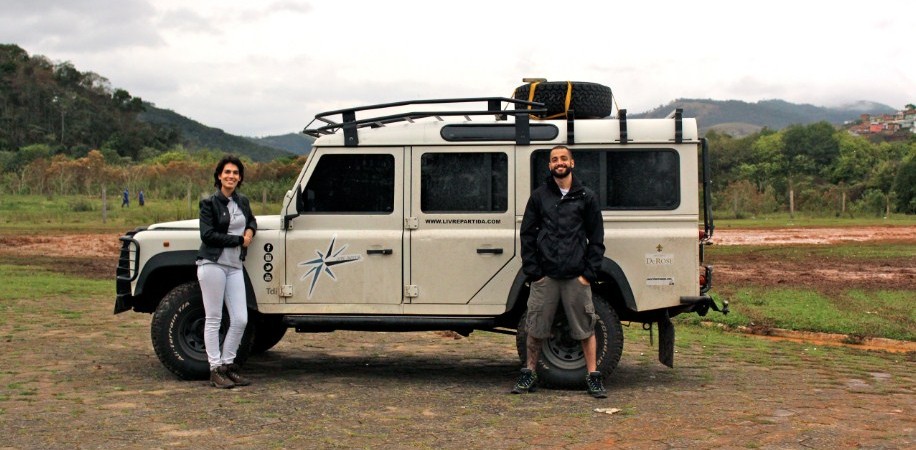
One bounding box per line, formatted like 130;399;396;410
367;249;393;255
476;248;503;255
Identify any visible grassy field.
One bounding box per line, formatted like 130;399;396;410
682;240;916;342
0;194;283;233
677;288;915;341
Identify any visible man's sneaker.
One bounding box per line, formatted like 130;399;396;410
224;363;251;386
511;368;538;394
586;371;607;398
210;366;235;389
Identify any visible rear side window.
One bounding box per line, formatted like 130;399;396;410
421;152;508;212
303;154;394;213
530;149;680;210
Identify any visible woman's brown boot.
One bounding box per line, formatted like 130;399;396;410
210;366;235;389
224;363;251;386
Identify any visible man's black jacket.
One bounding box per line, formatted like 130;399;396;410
197;190;258;263
520;175;605;283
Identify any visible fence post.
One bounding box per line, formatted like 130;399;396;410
789;189;795;219
101;187;107;224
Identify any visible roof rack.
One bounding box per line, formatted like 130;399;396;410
303;97;547;147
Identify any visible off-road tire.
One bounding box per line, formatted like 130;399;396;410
250;314;288;355
516;292;623;389
512;81;613;119
150;281;253;380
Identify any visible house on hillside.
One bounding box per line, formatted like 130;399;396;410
850;106;916;136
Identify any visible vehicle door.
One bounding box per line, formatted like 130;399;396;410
284;149;404;305
406;147;516;304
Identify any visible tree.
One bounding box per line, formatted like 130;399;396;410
831;132;876;185
782;122;840;179
892;147;916;213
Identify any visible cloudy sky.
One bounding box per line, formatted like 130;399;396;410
3;0;913;136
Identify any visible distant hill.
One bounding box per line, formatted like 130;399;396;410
139;104;294;162
632;99;897;137
246;133;314;155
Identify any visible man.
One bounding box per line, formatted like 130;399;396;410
512;145;607;398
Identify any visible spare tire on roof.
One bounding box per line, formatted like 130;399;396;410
513;81;613;119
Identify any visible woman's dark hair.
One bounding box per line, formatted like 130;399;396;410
213;155;245;189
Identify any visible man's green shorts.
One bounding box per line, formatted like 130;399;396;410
526;276;597;340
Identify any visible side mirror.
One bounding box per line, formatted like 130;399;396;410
283;187;304;229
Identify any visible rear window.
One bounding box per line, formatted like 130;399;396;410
421;152;508;212
530;149;680;210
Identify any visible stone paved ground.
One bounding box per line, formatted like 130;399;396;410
1;293;913;449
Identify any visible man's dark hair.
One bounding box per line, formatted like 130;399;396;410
550;145;574;159
213;154;245;188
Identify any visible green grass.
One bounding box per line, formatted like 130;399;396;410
0;264;111;330
676;288;916;341
0;265;110;301
0;194;283;233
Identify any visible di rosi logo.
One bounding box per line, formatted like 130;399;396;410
645;244;673;265
298;234;361;298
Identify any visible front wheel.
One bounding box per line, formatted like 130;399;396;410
150;281;253;380
516;292;623;389
250;313;288;355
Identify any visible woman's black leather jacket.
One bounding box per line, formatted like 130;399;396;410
197;190;258;263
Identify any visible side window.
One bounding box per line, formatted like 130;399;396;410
531;149;680;210
302;154;394;213
421;152;508;213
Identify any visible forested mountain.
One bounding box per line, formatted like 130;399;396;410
0;44;292;162
246;133;314;155
138;104;293;161
0;44;172;159
633;99;896;136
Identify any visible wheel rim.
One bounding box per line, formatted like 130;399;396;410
175;305;206;359
542;318;585;370
174;304;227;361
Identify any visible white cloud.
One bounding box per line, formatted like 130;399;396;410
2;0;914;136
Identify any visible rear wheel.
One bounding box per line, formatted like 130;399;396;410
150;281;253;380
516;292;623;388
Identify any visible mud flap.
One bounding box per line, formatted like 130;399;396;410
658;312;675;368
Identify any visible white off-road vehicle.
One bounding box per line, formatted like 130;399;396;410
116;80;726;387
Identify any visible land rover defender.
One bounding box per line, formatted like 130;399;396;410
115;80;726;388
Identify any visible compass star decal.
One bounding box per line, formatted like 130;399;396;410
299;235;361;298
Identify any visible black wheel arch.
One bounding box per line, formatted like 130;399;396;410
500;257;637;327
129;250;259;313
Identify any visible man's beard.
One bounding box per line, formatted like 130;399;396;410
550;165;572;178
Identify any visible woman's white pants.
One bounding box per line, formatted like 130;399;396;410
197;263;248;370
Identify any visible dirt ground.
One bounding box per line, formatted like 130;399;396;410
0;227;914;448
713;226;916;294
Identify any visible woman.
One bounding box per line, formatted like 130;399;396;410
197;155;257;388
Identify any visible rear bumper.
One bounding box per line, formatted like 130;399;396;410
680;293;728;316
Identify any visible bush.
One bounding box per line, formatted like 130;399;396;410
853;189;889;217
68;198;95;212
715;180;779;218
